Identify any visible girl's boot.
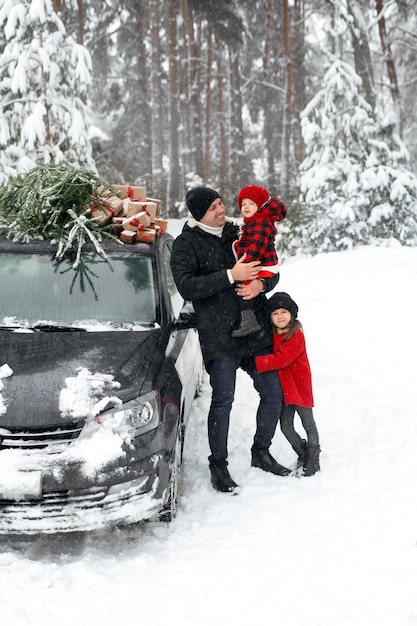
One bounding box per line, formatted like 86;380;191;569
294;439;307;471
303;445;321;476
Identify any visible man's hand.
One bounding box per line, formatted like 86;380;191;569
230;254;260;282
236;279;263;300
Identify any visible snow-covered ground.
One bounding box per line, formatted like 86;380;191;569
1;220;417;626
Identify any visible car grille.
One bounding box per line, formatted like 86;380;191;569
0;421;84;450
0;485;107;507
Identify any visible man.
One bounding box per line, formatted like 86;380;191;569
171;186;290;494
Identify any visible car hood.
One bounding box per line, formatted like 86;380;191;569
0;328;161;430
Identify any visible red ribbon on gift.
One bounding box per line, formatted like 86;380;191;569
101;202;115;217
127;186;142;203
127;187;150;216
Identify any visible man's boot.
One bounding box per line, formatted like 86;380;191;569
251;449;291;476
231;310;261;338
303;445;321;476
209;464;240;494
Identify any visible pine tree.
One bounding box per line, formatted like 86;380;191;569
0;0;95;185
286;58;417;255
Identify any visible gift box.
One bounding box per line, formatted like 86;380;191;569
120;230;137;244
122;211;152;231
102;195;124;215
136;228;156;244
126;201;158;221
111;185;147;202
111;223;124;237
153;218;168;234
95;187;124;216
146;197;162;218
88;205;114;226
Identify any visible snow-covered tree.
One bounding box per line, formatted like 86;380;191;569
289;58;417;254
0;0;95;184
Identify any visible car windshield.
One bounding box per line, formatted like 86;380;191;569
0;252;158;327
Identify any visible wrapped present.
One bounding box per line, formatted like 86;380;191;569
146;197;162;218
136;228;156;244
122;211;151;231
112;185;146;202
95;186;124;216
126;201;158;221
110;185;147;217
120;230;137;244
102;195;124;215
89;205;114;226
111;223;124;237
153;218;168;234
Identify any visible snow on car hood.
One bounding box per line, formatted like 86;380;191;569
0;327;161;430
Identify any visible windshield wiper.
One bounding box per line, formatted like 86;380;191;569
0;325;23;330
31;324;87;332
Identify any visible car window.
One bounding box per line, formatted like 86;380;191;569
0;252;158;327
162;243;183;319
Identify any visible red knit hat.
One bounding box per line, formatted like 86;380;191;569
238;185;269;209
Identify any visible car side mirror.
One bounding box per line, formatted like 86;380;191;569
173;302;196;330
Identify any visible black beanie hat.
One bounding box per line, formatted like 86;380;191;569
186;186;221;221
267;292;299;319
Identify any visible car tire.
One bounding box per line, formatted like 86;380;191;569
158;422;183;522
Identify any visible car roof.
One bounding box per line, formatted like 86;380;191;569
0;233;174;256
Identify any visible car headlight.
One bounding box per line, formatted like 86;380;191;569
97;390;160;439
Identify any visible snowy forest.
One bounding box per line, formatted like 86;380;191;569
1;0;417;254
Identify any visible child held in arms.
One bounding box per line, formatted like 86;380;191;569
232;185;286;337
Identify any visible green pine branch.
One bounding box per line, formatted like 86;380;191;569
0;163;121;267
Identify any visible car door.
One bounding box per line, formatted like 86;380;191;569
161;241;202;421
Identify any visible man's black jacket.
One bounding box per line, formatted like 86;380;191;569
171;220;278;363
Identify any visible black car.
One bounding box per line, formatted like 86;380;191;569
0;233;203;535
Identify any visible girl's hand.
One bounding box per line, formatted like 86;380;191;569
230;254;260;282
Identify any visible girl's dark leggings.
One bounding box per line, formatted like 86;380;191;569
280;404;320;452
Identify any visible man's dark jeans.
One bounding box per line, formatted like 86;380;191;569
206;351;283;466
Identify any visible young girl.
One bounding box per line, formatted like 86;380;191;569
255;292;321;476
231;185;286;338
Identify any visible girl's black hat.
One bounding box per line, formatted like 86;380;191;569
267;292;298;319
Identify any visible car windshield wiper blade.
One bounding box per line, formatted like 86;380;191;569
0;325;23;330
31;324;87;332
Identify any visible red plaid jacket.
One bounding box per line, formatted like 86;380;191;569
233;196;286;266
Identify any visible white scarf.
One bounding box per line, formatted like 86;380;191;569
187;217;233;238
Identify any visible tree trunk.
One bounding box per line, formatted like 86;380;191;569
216;46;228;195
165;0;181;214
281;0;291;197
149;0;164;195
181;0;204;180
135;1;152;188
263;0;275;189
347;0;376;110
375;0;402;134
229;47;247;209
292;0;305;168
204;23;213;180
76;0;84;44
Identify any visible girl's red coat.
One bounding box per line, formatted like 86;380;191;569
255;329;314;407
